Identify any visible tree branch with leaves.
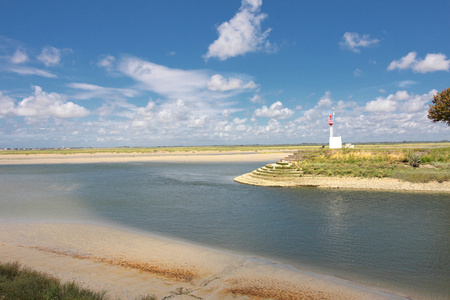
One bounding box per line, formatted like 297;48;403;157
428;88;450;126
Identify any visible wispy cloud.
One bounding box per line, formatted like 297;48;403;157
6;65;57;78
68;82;139;100
340;32;380;53
204;0;275;61
388;51;450;73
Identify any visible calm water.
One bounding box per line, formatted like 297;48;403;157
0;162;449;299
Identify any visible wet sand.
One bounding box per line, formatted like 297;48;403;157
0;223;408;300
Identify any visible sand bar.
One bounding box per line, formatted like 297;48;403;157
0;151;289;164
0;222;408;300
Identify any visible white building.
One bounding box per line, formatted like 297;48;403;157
328;112;342;149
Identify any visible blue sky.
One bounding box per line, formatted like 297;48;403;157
0;0;449;148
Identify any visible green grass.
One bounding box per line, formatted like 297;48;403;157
295;145;450;183
0;261;155;300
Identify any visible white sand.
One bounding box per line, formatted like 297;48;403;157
0;223;408;300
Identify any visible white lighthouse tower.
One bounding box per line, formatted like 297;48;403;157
328;109;342;149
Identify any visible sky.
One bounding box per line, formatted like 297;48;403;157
0;0;449;148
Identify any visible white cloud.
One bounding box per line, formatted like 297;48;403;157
397;80;418;88
37;46;72;67
254;101;294;119
204;0;274;60
353;68;362;77
207;74;257;91
340;32;380;53
365;90;434;113
97;55;116;70
6;66;57;78
10;48;29;64
365;97;397;113
0;92;15;117
388;51;450;73
15;86;89;119
317;91;333;107
68;82;139;100
250;94;264;104
414;53;450;73
119;56;209;99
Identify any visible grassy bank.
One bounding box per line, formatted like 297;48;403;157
0;261;155;300
295;145;450;183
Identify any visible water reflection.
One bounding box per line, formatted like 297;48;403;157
0;162;449;299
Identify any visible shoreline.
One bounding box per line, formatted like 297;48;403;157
1;151;449;192
0;222;408;300
234;173;450;193
0;151;288;164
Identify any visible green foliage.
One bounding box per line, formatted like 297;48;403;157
0;261;156;300
392;168;450;183
296;145;450;183
409;153;422;167
0;261;106;300
428;88;450;126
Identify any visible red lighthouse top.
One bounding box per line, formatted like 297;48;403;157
328;114;334;126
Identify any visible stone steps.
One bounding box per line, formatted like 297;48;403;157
248;161;303;179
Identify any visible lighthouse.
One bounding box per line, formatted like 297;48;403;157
328;110;342;149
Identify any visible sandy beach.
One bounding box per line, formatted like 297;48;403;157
234;173;450;193
0;223;408;300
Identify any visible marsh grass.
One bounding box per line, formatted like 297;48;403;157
296;146;450;183
2;143;448;156
0;261;156;300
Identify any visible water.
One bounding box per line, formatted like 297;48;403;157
0;162;449;299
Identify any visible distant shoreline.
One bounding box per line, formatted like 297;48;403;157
0;151;288;164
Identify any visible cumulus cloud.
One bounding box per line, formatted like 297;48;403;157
10;48;29;64
204;0;274;60
15;86;89;119
388;51;450;73
254;101;294;119
365;90;435;113
0;92;15;117
207;74;257;91
340;32;380;53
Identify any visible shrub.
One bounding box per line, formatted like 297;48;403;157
409;153;422;168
